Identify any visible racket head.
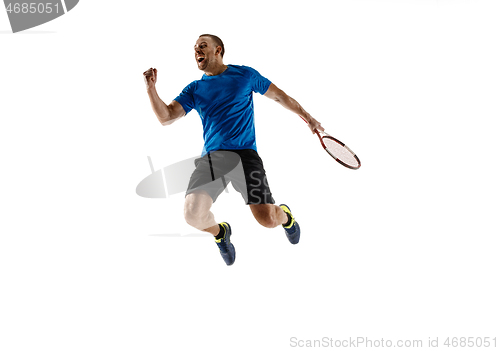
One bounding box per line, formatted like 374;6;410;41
319;133;361;170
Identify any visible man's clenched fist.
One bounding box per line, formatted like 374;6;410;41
143;68;157;89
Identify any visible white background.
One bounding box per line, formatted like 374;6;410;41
1;0;499;350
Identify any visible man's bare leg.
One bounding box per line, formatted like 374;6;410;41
250;203;300;244
184;190;219;236
249;204;288;228
185;190;236;265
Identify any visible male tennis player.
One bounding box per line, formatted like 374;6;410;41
144;34;323;265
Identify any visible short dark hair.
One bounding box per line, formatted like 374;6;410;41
199;34;225;58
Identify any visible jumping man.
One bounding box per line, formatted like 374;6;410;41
143;34;323;265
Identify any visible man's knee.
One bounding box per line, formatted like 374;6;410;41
252;205;279;228
184;192;211;226
184;196;201;225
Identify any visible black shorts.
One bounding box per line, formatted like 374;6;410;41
185;149;275;205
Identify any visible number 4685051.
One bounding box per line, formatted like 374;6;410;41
6;3;61;14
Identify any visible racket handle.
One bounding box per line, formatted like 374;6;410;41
299;115;331;137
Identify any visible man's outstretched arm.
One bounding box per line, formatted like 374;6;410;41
264;83;324;134
143;68;186;125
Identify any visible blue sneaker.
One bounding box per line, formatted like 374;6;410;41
215;222;235;265
280;204;300;244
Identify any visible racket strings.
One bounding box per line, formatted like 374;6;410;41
322;137;360;168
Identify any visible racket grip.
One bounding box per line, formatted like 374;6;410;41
300;115;331;137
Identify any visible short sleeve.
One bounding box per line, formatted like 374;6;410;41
247;67;272;95
174;81;196;114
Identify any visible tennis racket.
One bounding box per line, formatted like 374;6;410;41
300;115;361;170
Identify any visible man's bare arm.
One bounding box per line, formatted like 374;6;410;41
264;83;324;134
143;68;186;125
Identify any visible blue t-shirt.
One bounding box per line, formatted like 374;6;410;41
174;65;271;155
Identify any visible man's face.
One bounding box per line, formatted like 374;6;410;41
194;36;219;71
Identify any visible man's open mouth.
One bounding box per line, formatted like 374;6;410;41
197;57;205;63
